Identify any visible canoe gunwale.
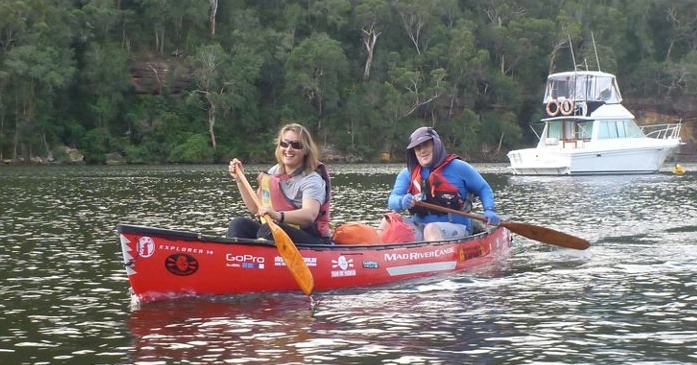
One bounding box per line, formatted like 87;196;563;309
117;223;500;251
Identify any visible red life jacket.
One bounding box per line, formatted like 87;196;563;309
407;154;471;217
258;163;332;238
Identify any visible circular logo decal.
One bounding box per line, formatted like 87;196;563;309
137;236;155;258
165;253;199;276
337;256;349;270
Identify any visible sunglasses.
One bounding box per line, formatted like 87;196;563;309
279;139;303;149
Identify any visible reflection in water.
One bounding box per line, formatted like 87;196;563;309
501;173;697;245
127;296;315;363
126;270;514;364
1;164;696;363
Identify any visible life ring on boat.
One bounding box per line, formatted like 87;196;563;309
560;99;574;115
545;99;560;116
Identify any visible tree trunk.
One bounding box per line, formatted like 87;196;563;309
497;131;505;153
0;106;4;161
160;28;165;54
209;0;218;36
208;100;217;149
362;24;380;80
42;133;52;160
400;13;423;55
549;37;567;74
350;118;356;149
12;117;18;160
314;94;323;131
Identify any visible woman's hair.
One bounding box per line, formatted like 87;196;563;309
274;123;321;174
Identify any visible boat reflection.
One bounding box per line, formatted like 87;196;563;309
125;263;513;364
501;171;697;244
126;294;317;363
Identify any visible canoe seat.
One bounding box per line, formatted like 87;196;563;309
471;220;486;235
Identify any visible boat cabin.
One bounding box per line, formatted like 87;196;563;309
543;71;623;117
537;117;647;149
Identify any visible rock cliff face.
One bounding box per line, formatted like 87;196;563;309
631;103;697;159
127;60;697;160
130;61;191;95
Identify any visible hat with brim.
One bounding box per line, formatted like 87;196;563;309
407;127;434;149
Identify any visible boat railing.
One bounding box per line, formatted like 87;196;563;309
640;122;682;140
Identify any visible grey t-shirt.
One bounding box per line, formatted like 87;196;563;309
267;165;326;208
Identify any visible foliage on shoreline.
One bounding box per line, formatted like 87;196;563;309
1;0;696;165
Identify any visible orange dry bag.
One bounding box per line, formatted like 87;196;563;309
381;212;417;243
333;223;382;245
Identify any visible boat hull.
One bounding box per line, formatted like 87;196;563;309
509;69;683;176
508;139;681;176
118;223;512;303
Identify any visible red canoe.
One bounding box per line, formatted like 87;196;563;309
117;223;512;303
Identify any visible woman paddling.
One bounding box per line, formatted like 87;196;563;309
226;123;331;244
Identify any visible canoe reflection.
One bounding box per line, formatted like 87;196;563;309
127;295;317;363
126;265;512;364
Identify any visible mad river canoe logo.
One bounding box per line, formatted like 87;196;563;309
331;256;356;277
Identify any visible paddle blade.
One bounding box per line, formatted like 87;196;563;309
233;168;315;295
500;221;590;250
268;221;315;295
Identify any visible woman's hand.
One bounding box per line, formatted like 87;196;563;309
228;158;243;180
257;206;281;222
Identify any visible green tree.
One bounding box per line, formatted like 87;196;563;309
80;43;131;129
169;133;213;163
355;0;391;80
284;32;348;138
186;43;261;152
4;45;76;159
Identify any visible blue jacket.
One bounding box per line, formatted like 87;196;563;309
388;159;495;232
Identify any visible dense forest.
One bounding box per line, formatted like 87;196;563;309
1;0;696;165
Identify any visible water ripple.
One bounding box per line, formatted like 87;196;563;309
1;164;696;363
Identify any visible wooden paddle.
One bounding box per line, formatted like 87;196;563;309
233;169;315;295
415;201;590;250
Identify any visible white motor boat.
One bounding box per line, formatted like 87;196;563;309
507;70;683;175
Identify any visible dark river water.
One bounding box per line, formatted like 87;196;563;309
1;163;696;364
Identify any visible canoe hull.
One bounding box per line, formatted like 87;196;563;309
118;223;512;303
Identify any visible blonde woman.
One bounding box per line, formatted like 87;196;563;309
226;123;331;244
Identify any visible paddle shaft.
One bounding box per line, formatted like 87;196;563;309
233;169;315;295
415;201;590;250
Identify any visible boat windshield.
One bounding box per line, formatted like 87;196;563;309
577;121;593;139
544;120;594;141
544;72;622;104
546;122;566;140
596;119;646;139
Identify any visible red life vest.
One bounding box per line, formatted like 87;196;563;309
407;154;471;217
258;163;332;238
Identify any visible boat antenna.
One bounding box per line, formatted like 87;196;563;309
568;34;577;70
592;31;601;71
